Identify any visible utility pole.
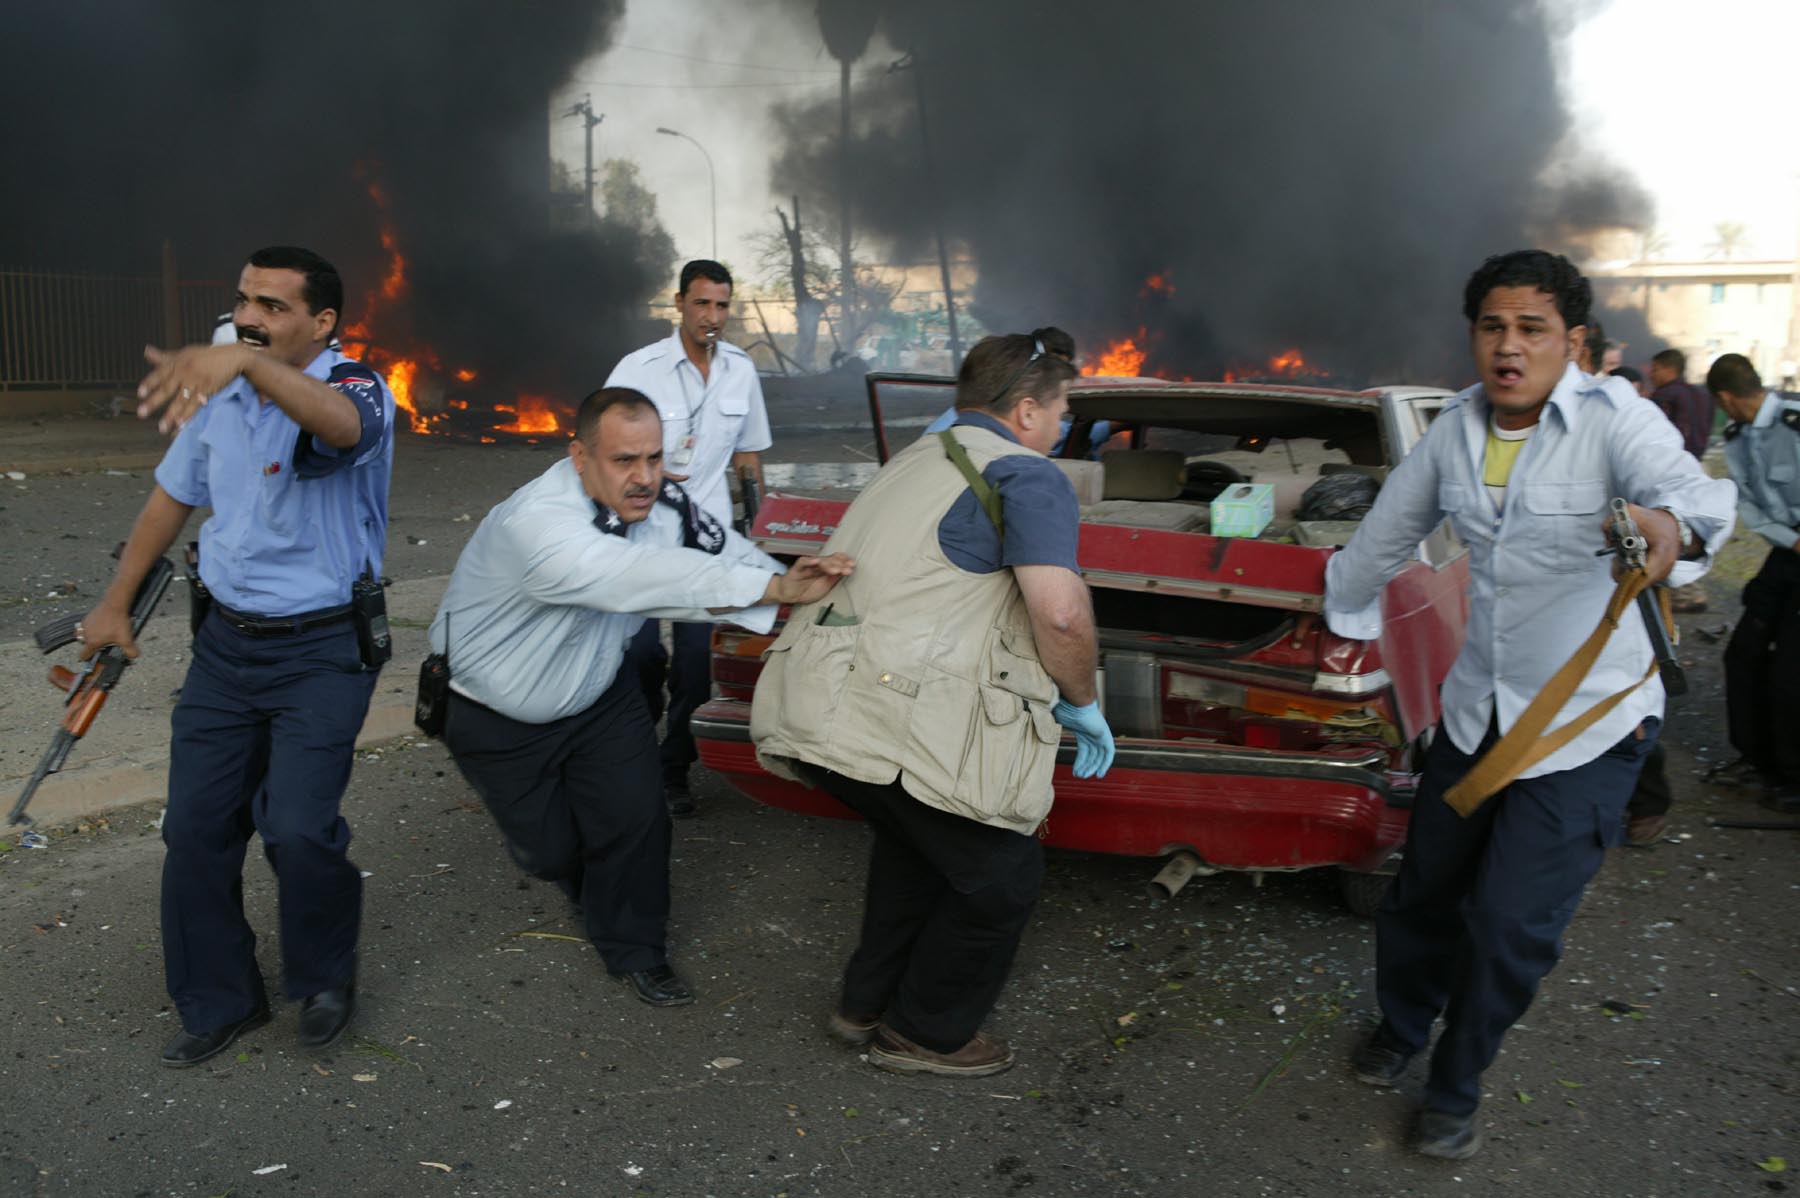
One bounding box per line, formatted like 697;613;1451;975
892;52;962;370
838;57;856;359
563;94;604;223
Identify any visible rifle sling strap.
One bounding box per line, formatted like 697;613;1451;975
1443;569;1672;818
938;429;1004;537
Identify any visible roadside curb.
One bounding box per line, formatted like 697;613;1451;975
3;575;448;833
0;452;166;477
6;672;425;831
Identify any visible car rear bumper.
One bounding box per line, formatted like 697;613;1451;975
693;699;1408;872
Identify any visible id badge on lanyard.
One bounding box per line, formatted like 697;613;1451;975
673;363;705;469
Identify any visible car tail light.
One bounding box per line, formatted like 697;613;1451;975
1102;650;1399;753
712;627;776;701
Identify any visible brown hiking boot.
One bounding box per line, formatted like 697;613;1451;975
868;1025;1015;1077
827;1008;881;1046
1625;813;1667;846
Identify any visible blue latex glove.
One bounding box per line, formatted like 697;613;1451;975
1052;699;1115;779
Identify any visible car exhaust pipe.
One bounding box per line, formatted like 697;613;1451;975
1147;850;1215;901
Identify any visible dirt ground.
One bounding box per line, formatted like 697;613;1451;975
0;411;1794;1197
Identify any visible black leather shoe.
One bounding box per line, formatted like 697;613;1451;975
1350;1030;1414;1086
1759;784;1800;814
161;1004;270;1068
616;964;694;1007
298;984;356;1050
665;783;697;820
1415;1108;1483;1160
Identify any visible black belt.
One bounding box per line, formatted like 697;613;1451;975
214;601;354;637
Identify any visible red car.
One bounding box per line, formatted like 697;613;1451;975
694;373;1468;914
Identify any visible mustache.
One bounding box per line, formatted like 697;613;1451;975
236;326;270;347
623;485;655;500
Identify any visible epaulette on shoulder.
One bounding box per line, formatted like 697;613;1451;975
1780;403;1800;433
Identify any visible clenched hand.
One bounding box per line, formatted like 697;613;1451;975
767;553;855;606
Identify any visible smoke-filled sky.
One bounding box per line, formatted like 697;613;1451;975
767;0;1664;382
0;0;662;400
0;0;1790;395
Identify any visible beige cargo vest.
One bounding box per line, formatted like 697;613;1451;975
751;423;1063;834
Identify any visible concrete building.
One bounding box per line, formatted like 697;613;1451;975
1589;258;1799;389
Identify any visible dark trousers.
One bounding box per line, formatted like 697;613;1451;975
1724;548;1800;785
624;620;712;786
815;770;1044;1054
442;673;670;974
1627;740;1671;819
1375;717;1657;1116
163;611;376;1033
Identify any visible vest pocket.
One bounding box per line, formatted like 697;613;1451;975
753;621;862;748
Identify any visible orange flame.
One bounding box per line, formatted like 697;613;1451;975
366;182;407;302
1081;337;1148;378
1081;270;1179;378
454;368;477;382
1223;347;1327;383
491;394;564;436
1268;348;1308;376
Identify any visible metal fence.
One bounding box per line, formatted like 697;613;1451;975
0;269;234;390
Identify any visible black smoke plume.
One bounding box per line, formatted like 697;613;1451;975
772;0;1652;385
0;1;652;408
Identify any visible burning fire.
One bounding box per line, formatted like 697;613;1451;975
1223;347;1328;383
1084;337;1147;378
1081;271;1175;378
340;165;565;439
491;395;562;436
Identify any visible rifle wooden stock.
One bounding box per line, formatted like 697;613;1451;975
9;556;175;827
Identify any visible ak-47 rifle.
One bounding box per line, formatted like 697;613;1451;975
736;464;762;536
8;556;175;826
1597;498;1687;697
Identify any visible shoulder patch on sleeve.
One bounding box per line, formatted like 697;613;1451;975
326;361;383;396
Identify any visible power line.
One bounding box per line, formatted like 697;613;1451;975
607;41;838;75
568;73;886;91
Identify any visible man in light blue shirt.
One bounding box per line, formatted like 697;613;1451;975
78;246;394;1066
1710;354;1800;811
431;387;849;1007
606;260;774;816
1324;250;1736;1159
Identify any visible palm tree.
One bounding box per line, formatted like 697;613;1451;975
1637;228;1672;262
1705;220;1750;260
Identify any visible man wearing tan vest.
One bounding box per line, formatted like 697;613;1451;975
752;332;1114;1077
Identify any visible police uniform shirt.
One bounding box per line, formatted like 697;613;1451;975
1324;363;1738;779
154;348;394;616
604;331;773;531
1723;390;1800;551
430;457;784;725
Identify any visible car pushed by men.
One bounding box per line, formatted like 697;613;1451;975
693;369;1468;916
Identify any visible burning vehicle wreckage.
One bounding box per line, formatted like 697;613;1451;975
692;368;1468;916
